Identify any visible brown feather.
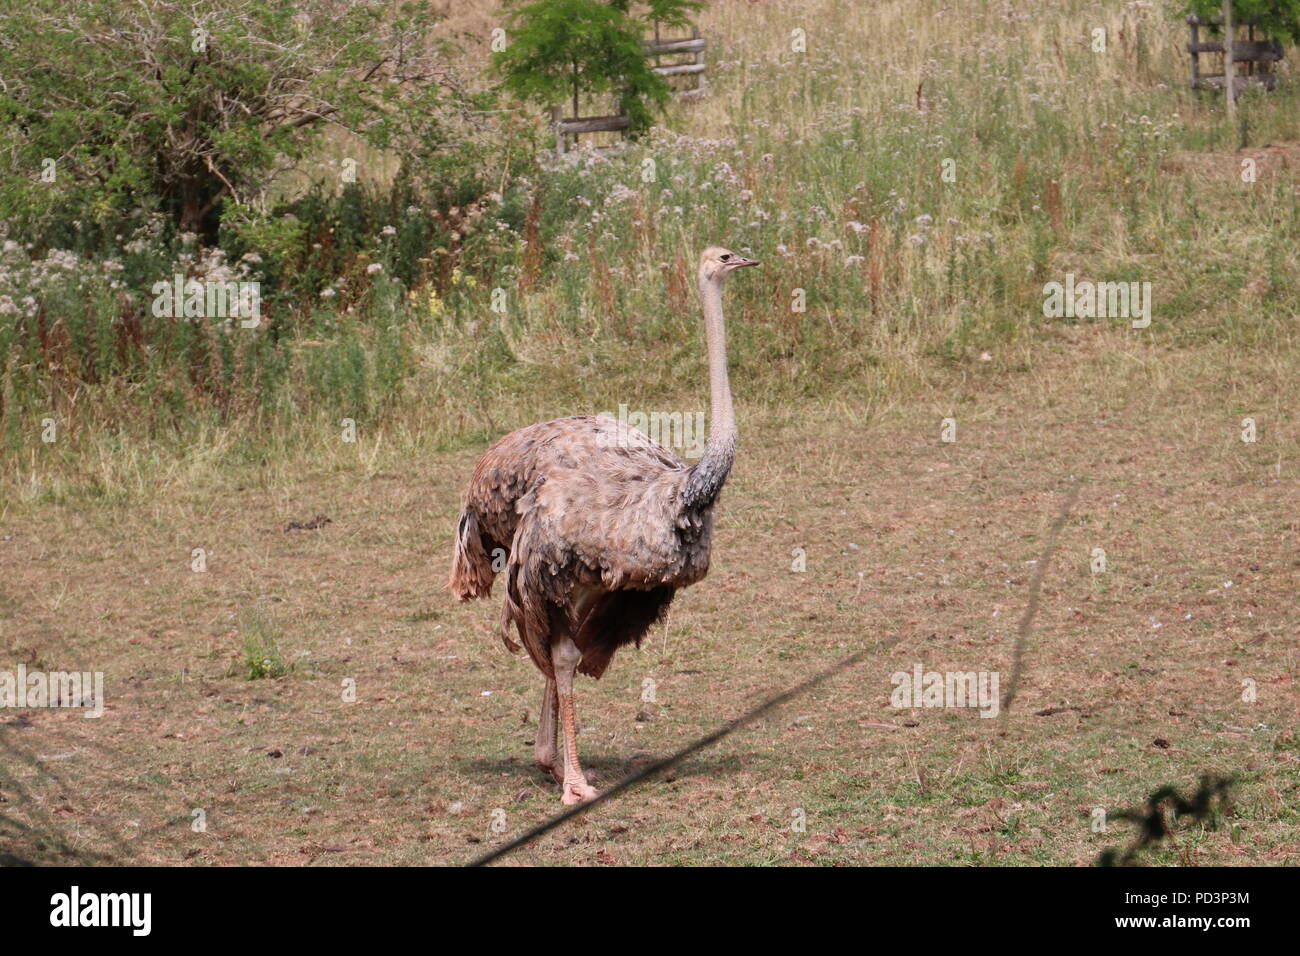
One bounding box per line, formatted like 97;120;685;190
448;415;712;678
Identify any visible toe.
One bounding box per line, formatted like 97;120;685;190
562;781;599;804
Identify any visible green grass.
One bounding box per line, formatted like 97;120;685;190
4;0;1300;508
236;607;290;681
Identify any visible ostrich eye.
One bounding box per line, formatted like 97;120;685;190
720;254;730;261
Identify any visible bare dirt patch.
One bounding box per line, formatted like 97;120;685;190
2;323;1296;866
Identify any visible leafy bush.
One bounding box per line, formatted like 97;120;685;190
0;0;485;245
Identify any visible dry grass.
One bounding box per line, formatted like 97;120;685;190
2;317;1296;865
2;0;1299;867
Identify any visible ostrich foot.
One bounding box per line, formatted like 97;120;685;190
561;778;600;805
538;756;597;790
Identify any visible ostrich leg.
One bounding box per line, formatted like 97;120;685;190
551;636;599;805
534;678;562;781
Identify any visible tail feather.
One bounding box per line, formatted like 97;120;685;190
498;520;558;677
448;510;497;601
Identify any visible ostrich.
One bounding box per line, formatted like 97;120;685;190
448;247;758;804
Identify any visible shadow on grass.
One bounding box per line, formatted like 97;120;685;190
460;750;762;787
0;721;189;867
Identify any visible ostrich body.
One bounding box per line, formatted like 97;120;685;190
449;247;758;804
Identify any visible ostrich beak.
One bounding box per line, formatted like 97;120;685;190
732;256;759;268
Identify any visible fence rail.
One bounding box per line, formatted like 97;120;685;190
644;37;706;55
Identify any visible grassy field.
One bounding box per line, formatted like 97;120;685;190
1;0;1298;865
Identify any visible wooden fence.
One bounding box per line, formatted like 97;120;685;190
552;22;707;154
645;24;707;96
1187;14;1284;92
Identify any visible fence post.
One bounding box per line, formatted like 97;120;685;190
1223;0;1236;119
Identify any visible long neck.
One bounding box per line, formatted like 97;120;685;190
682;275;736;511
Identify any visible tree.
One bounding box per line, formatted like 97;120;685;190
0;0;485;244
1185;0;1300;43
494;0;702;135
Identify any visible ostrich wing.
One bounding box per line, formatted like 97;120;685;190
452;416;693;660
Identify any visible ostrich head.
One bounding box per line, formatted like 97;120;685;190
698;246;759;284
